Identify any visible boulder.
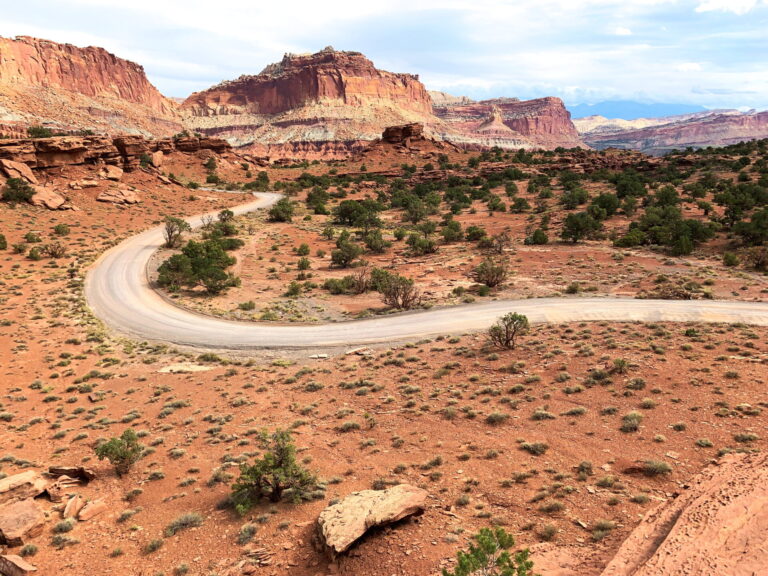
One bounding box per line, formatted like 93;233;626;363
113;135;149;171
29;186;67;210
78;499;108;521
0;554;37;576
69;179;99;189
97;187;140;205
0;499;45;546
63;496;85;519
382;123;424;144
100;165;123;181
150;150;164;168
0;472;47;505
0;159;37;184
317;484;427;556
48;466;96;482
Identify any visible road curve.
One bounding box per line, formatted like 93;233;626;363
85;193;768;351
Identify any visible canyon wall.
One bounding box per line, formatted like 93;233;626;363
577;109;768;154
0;36;181;137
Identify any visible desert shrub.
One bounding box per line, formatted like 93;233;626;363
378;273;421;310
525;228;548;245
442;527;534;576
27;125;54;138
53;223;70;236
94;429;143;476
164;512;204;537
331;240;363;268
268;198;294;222
43;242;67;258
163;216;191;248
620;411;643;433
642;460;671;476
466;225;487;241
2;178;35;204
0;233;6;250
231;430;319;512
488;313;529;349
157;239;238;294
472;258;509;288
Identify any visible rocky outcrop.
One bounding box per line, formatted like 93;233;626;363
317;484;428;557
382;123;424;144
578;109;768;154
0;134;230;172
0;35;181;136
0;499;45;546
97;187;141;205
600;451;768;576
0;159;37;184
181;48;436;159
432;96;584;150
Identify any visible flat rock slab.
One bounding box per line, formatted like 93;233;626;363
600;451;768;576
317;484;427;556
78;499;107;521
0;474;47;506
0;499;45;546
0;554;37;575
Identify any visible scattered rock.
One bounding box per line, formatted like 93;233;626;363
0;159;37;184
63;495;85;519
69;179;99;189
45;476;82;503
29;186;67;210
345;347;373;357
317;484;427;557
78;499;108;521
47;466;96;483
100;165;124;181
0;499;46;546
0;473;47;504
96;187;140;204
0;554;37;575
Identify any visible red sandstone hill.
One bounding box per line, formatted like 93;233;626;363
181;48;585;158
431;96;583;150
0;35;181;137
575;109;768;154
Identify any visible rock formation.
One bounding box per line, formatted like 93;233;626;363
0;134;229;172
317;484;428;557
576;109;768;154
181;47;435;159
600;451;768;576
431;96;584;150
0;35;181;136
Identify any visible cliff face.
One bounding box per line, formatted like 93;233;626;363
181;48;434;158
432;97;584;150
578;110;768;154
182;51;585;158
0;36;181;136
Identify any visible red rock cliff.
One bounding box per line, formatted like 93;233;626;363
183;48;432;118
432;96;584;149
0;36;181;136
181;48;435;159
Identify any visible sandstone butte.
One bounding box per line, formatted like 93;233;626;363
0;35;181;137
181;47;585;158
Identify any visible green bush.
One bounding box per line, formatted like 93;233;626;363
231;430;319;513
0;233;6;250
27;125;54;138
268;198;295;222
2;178;35;204
94;429;143;476
488;312;529;349
442;527;534;576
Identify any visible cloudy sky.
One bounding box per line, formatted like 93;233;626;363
1;0;767;112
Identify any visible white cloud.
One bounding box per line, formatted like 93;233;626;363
614;26;633;35
695;0;758;15
676;62;703;71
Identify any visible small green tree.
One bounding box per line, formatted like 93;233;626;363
163;216;192;248
488;312;529;349
231;430;319;513
2;178;35;205
95;429;143;477
268;198;295;222
442;527;535;576
27;125;54;138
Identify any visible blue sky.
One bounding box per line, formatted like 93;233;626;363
1;0;766;112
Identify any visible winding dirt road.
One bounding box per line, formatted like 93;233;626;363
84;193;768;351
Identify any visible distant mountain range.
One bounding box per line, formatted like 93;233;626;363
568;100;709;120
